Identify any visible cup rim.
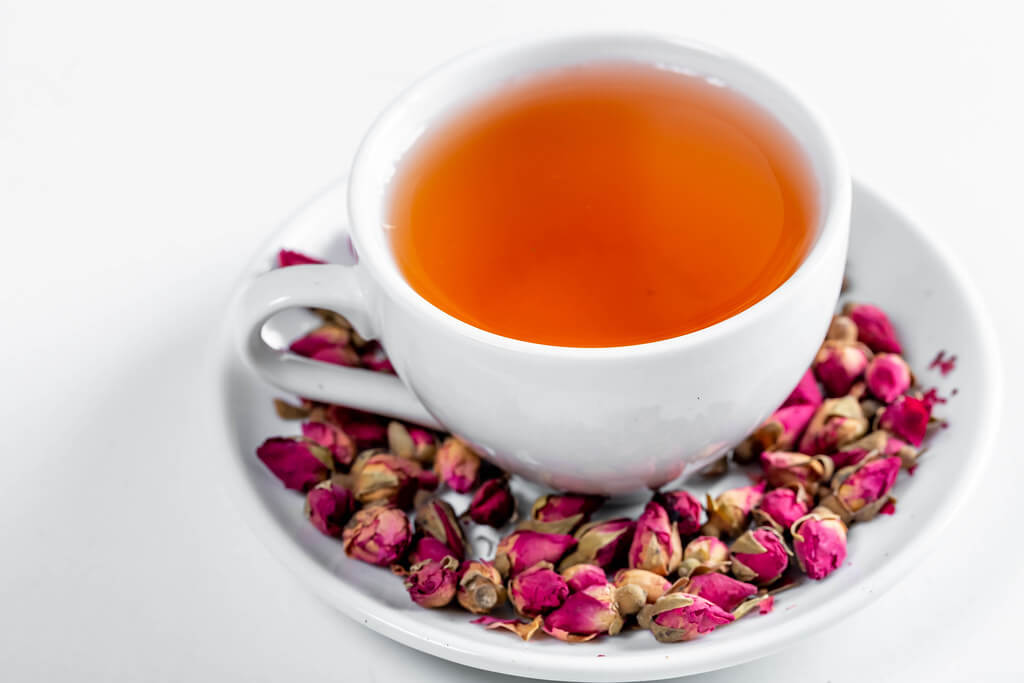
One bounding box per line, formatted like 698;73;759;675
348;31;851;357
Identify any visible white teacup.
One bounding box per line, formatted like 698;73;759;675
235;33;850;495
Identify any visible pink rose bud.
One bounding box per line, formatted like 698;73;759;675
701;481;766;538
628;502;683;576
782;368;824;409
289;325;360;367
884;434;920;470
753;486;812;533
509;562;569;617
359;340;395;373
833;429;920;469
679;536;731;577
821;455;901;523
387;421;437;465
342;505;412;566
671;572;757;612
467;477;517;528
353;452;418;508
256;437;333;492
561;564;608;593
304;479;356;537
519;493;604;534
457;561;507;614
730;527;791;585
865;353;912;403
543;583;638;641
813;341;871;397
494;530;577;578
613;568;673;604
434;437;482;493
652;489;704;535
826;314;858;343
759;451;835;496
408;535;455;566
798;396;869;454
277;248;324;267
414;498;467;561
324;406;389;450
470;615;542;641
876;395;932;447
735;404;818;463
301;421;356;469
637;593;735;643
404;556;459;608
558;518;635;570
843;302;903;354
791;507;848;580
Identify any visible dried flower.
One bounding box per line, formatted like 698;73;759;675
820;455;901;523
353;452;418;508
730;527;791;585
701;481;765;538
759;451;835;496
670;572;757;612
876;395;932;447
387;421;437;464
562;564;609;593
466;477;517;528
324;407;389;450
457;561;507;614
613;568;672;604
637;593;735;642
434;437;482;493
360;341;395;373
519;494;604;534
791;507;848;580
404;556;459;608
843;302;903;354
301;421;356;469
414;498;466;561
813;340;872;397
826;314;858;342
734;404;817;463
627;502;682;576
558;518;634;570
781;368;824;409
470;615;542;641
509;562;569;617
407;535;455;566
543;583;640;641
798;396;869;454
288;325;360;367
865;353;912;403
342;505;412;566
752;486;812;533
678;536;731;578
651;489;704;535
256;437;333;492
493;530;577;578
304;479;356;537
277;248;324;267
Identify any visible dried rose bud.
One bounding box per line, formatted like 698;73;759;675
518;493;604;534
843;302;903;354
256;437;333;492
558;518;634;570
470;615;542;641
813;340;871;397
360;340;395;373
651;489;703;535
457;560;507;614
781;368;824;409
404;556;459;608
509;562;569;617
699;455;729;478
678;536;731;577
884;434;920;470
561;564;608;593
798;396;869;454
301;421;356;469
543;583;639;641
826;314;858;342
613;568;672;604
414;498;467;561
434;437;482;493
407;535;455;566
304;479;356;537
876;395;932;447
670;572;757;612
865;353;912;403
466;477;516;528
494;530;577;578
354;452;418;508
759;451;835;496
791;507;848;580
730;527;791;585
277;248;324;267
289;325;360;367
387;421;437;465
734;404;817;464
342;505;412;566
416;469;439;492
701;481;765;538
821;455;901;523
628;502;682;576
324;407;389;450
637;593;735;643
753;486;812;533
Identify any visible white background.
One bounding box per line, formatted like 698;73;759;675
2;1;1022;681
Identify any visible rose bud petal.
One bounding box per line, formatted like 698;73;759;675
759;451;835;496
831;429;886;468
843;302;903;354
457;561;507;614
387;421;437;465
325;406;390;450
256;437;333;492
508;561;569;617
613;568;672;604
730;527;792;585
353;452;418;508
701;481;765;538
752;486;812;533
628;502;683;576
821;455;901;523
884;434;920;470
826;314;858;343
434;437;482;493
637;593;735;643
359;340;395;373
518;493;604;535
651;489;703;535
798;396;869;454
342;505;412;566
781;368;824;409
558;518;634;570
876;395;932;447
467;477;517;528
408;535;455;566
494;530;577;578
543;583;636;641
865;353;912;403
678;536;731;578
301;421;357;469
670;572;757;612
813;341;871;397
470;615;542;641
731;593;776;619
304;479;356;537
277;248;324;267
404;556;459;608
561;564;608;593
734;404;817;464
791;507;848;580
414;498;467;561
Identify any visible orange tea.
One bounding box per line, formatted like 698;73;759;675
387;62;817;347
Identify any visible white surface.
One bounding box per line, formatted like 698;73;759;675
1;1;1021;681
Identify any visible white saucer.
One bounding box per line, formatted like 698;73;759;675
211;180;1000;681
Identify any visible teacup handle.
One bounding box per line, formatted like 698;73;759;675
235;263;442;429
